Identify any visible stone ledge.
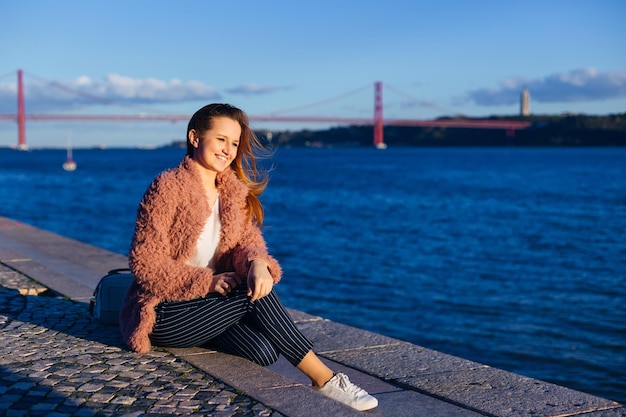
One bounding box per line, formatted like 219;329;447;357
288;308;624;417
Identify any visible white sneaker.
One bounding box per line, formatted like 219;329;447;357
313;372;378;411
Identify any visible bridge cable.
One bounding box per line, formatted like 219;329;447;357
0;71;17;82
384;83;461;117
263;84;372;115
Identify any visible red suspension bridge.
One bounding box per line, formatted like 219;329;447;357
0;70;532;149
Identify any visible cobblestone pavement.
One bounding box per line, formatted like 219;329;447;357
0;263;283;417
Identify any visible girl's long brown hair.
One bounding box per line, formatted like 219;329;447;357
186;103;270;225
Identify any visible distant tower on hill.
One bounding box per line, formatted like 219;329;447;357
520;86;531;116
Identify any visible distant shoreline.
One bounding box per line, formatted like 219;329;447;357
261;113;626;148
2;113;624;150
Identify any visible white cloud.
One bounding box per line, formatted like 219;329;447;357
0;74;221;112
466;68;626;106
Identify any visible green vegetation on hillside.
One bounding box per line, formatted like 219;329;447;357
262;113;626;147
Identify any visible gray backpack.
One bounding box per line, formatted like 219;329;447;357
89;268;134;325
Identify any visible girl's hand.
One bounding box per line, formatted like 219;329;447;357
210;272;241;296
248;259;273;301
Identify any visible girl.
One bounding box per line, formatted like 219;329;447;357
119;103;377;412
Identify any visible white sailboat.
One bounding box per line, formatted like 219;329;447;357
62;136;77;171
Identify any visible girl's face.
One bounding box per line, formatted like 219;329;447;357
189;116;241;174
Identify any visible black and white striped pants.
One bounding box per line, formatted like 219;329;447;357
150;284;313;367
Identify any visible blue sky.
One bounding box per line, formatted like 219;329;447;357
1;0;625;148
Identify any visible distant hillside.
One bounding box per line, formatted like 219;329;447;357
263;113;626;147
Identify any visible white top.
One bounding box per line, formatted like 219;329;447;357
186;196;221;269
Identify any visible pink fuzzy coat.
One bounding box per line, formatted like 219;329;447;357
119;156;282;353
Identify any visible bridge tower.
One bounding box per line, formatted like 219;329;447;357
17;69;27;150
373;81;386;148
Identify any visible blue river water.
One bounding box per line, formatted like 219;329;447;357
0;146;625;402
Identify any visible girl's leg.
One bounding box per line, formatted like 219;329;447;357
215;295;333;386
246;289;313;365
152;286;378;410
244;290;333;385
213;318;279;366
296;350;335;387
150;286;250;348
149;283;311;367
248;290;378;411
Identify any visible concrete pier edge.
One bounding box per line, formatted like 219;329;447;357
0;215;623;417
